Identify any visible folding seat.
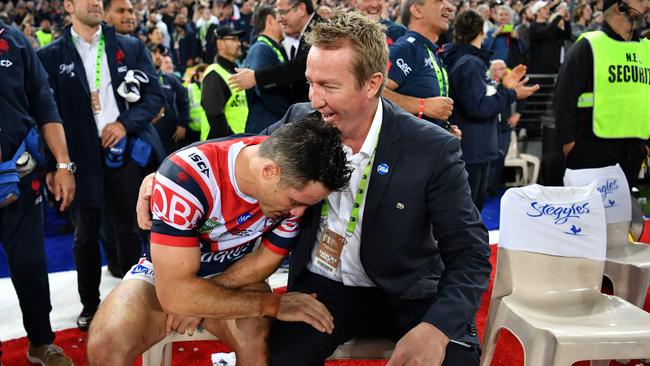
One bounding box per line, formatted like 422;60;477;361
481;184;650;366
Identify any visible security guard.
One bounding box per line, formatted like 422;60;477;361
35;18;54;47
0;20;75;366
555;0;650;187
202;26;249;138
186;63;209;143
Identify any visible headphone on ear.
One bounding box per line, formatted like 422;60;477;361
617;0;629;13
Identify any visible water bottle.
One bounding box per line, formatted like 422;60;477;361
106;137;127;168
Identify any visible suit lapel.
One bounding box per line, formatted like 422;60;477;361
64;28;91;100
361;99;401;235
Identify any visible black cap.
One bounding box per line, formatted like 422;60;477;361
147;43;167;55
214;26;245;39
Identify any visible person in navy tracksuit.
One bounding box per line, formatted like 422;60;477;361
0;20;75;365
443;10;537;210
37;0;165;330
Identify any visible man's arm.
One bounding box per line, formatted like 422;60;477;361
553;38;592;156
201;71;233;138
382;79;454;121
389;137;491;365
151;237;334;333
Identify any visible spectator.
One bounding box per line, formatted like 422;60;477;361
195;4;219;60
149;44;190;155
244;6;292;133
202;26;248;138
171;11;198;73
528;0;571;73
147;26;171;55
486;59;521;196
483;5;526;67
354;0;407;45
146;8;171;48
443;10;538;210
570;3;593;42
0;18;75;366
477;3;495;34
103;0;136;35
37;0;165;330
21;21;41;49
516;2;535;58
229;0;321;104
383;0;457;135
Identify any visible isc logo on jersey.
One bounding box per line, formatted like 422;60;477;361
151;176;204;230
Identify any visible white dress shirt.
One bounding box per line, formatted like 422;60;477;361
307;99;383;287
71;27;120;137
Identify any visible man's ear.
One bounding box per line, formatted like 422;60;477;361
367;72;384;98
260;160;281;184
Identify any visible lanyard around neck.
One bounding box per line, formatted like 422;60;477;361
320;127;381;237
257;35;285;63
94;35;105;90
424;45;448;97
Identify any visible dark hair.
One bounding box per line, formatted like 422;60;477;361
454;9;484;43
252;5;276;33
290;0;315;15
191;64;209;83
259;115;351;192
573;3;588;22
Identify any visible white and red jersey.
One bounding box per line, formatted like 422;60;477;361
149;136;301;276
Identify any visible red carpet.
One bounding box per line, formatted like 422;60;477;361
2;245;649;366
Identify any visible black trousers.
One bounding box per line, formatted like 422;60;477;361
69;160;144;308
0;173;54;346
269;272;481;366
465;162;489;211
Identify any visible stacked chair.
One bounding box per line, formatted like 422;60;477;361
481;183;650;366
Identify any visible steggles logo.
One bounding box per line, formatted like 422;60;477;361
596;179;618;208
526;202;590;225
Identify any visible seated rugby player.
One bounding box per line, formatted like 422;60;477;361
86;116;351;366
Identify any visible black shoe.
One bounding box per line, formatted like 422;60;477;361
77;306;97;330
107;259;124;278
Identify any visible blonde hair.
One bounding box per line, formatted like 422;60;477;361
305;9;388;96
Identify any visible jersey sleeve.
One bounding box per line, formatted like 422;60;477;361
260;215;302;255
388;40;415;86
150;157;209;247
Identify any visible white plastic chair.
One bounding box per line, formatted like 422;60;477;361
141;330;394;366
504;130;540;186
564;164;650;308
481;184;650;366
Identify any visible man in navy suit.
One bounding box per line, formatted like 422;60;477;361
264;11;491;365
37;0;165;330
134;10;491;365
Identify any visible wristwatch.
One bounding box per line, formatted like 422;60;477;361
56;162;77;174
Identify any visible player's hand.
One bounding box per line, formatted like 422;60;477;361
229;68;256;91
137;173;155;230
275;292;334;334
47;169;76;211
386;322;449;366
502;64;527;89
424;97;454;120
165;313;203;336
101;121;127;149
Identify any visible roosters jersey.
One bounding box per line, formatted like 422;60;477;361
149;136;301;276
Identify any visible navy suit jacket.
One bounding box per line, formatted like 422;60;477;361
37;24;165;208
270;98;492;344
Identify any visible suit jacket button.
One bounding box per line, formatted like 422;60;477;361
467;323;477;337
